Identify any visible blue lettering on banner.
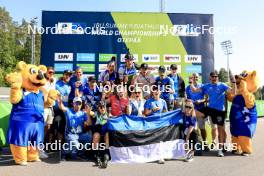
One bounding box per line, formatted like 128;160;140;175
77;53;95;61
54;63;73;72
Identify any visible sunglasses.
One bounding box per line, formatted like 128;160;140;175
211;76;218;78
48;71;54;74
74;101;82;106
185;105;193;109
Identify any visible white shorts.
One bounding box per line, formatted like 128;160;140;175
44;107;54;125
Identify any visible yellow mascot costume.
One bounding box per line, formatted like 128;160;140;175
228;70;260;155
5;61;57;166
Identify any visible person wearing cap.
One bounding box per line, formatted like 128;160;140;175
98;60;120;85
57;95;92;160
155;66;175;111
87;101;110;168
131;63;155;100
68;67;87;107
51;70;73;143
128;87;145;116
76;76;101;111
118;53;138;86
167;64;185;109
189;71;234;157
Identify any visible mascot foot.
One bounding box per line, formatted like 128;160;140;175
232;150;242;155
16;161;28;166
28;158;41;162
241;152;250;156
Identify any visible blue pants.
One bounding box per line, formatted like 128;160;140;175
63;132;92;158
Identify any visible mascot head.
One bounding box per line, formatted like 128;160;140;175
235;70;260;93
16;61;47;92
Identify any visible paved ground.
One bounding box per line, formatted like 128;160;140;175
0;119;263;176
0;87;9;101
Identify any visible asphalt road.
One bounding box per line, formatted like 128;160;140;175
0;119;264;176
0;87;9;101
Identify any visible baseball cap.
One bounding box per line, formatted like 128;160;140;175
88;76;96;82
170;64;178;70
97;101;106;108
73;97;82;103
124;53;134;61
210;71;218;77
140;63;148;70
63;70;73;75
158;66;166;73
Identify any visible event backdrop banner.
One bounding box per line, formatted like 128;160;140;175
41;11;214;82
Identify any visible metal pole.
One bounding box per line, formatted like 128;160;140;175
31;17;37;65
160;0;165;12
227;52;230;82
31;24;34;64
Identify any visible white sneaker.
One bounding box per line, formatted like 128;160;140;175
217;150;224;157
184;153;194;162
158;158;165;164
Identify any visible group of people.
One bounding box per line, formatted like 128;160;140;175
42;54;236;167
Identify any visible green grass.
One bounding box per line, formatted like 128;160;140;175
0;101;11;147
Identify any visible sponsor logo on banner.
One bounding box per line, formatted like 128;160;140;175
185;65;202;73
77;53;95;62
120;54;139;62
164;65;181;73
164;55;181;63
142;54;160;62
185;55;202;63
54;53;73;61
76;64;95;72
57;22;86;34
99;54;117;62
99;64;108;72
54;63;73;72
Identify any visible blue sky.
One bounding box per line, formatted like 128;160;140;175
1;0;263;85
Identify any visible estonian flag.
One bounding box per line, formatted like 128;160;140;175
107;109;186;163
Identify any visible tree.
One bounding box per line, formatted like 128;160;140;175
0;7;17;86
218;68;228;83
0;7;41;86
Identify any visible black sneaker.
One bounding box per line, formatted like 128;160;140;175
100;154;109;169
96;156;103;167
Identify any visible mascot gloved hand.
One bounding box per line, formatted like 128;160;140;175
227;71;260;156
5;61;50;166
